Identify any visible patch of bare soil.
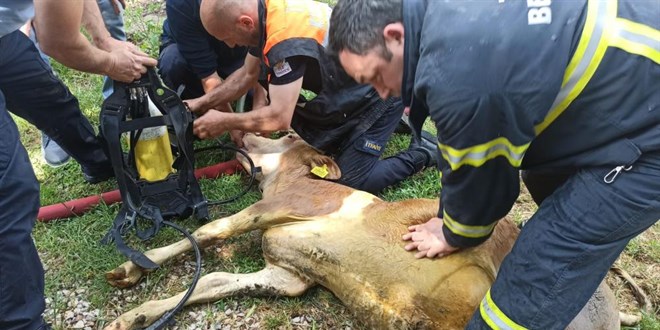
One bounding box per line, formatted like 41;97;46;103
607;227;660;318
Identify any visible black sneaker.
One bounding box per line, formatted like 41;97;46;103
408;130;439;168
82;164;115;184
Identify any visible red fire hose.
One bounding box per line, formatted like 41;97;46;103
38;160;242;222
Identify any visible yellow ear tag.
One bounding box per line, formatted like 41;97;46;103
311;164;329;178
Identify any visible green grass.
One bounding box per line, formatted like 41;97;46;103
625;237;660;264
12;0;660;329
639;314;660;330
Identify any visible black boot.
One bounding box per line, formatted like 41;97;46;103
394;114;413;134
408;130;439;168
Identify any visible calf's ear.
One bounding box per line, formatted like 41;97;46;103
309;155;342;180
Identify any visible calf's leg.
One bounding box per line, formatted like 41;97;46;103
105;264;313;330
106;199;317;288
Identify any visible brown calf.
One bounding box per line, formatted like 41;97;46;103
104;133;619;330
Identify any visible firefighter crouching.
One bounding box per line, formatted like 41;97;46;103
330;0;660;328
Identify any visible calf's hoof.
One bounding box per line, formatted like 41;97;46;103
103;318;131;330
105;306;153;330
106;262;144;288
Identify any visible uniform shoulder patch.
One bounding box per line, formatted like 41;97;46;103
360;139;384;156
273;60;293;77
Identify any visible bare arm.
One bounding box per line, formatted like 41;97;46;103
34;0;114;77
34;0;157;82
200;72;234;113
201;72;267;111
193;77;304;139
187;52;262;113
81;0;113;50
201;72;222;93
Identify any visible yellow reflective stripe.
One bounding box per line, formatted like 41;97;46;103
480;289;528;330
442;210;496;239
535;0;616;135
561;0;602;88
439;0;657;171
438;138;530;171
438;170;443;190
610;18;660;65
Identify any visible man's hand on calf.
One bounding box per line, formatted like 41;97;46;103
402;217;459;259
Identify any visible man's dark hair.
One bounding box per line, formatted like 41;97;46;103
329;0;403;59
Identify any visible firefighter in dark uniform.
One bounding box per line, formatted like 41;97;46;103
189;0;437;194
330;0;659;328
0;1;155;329
158;0;251;101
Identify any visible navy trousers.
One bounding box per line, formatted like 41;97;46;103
467;152;660;329
158;43;246;100
0;93;45;329
335;99;427;194
0;30;110;174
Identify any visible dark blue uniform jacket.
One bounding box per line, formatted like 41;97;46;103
402;0;660;247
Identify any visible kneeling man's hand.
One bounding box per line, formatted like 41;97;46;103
402;217;459;259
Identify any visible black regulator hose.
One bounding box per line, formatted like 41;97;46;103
194;141;260;206
144;220;202;330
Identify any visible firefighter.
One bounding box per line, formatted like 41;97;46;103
330;0;659;328
0;1;155;329
188;0;438;194
157;0;265;109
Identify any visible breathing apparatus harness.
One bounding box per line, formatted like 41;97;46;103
99;68;206;329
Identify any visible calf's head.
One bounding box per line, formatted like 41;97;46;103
238;133;342;192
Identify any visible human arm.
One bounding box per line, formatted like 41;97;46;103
34;0;156;82
186;52;262;113
432;94;531;248
251;82;269;108
197;72;235;113
201;72;223;93
402;88;536;257
202;73;266;104
81;0;113;49
81;0;156;72
193;76;303;139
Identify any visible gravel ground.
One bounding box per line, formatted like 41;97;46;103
42;246;357;330
44;285;355;330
